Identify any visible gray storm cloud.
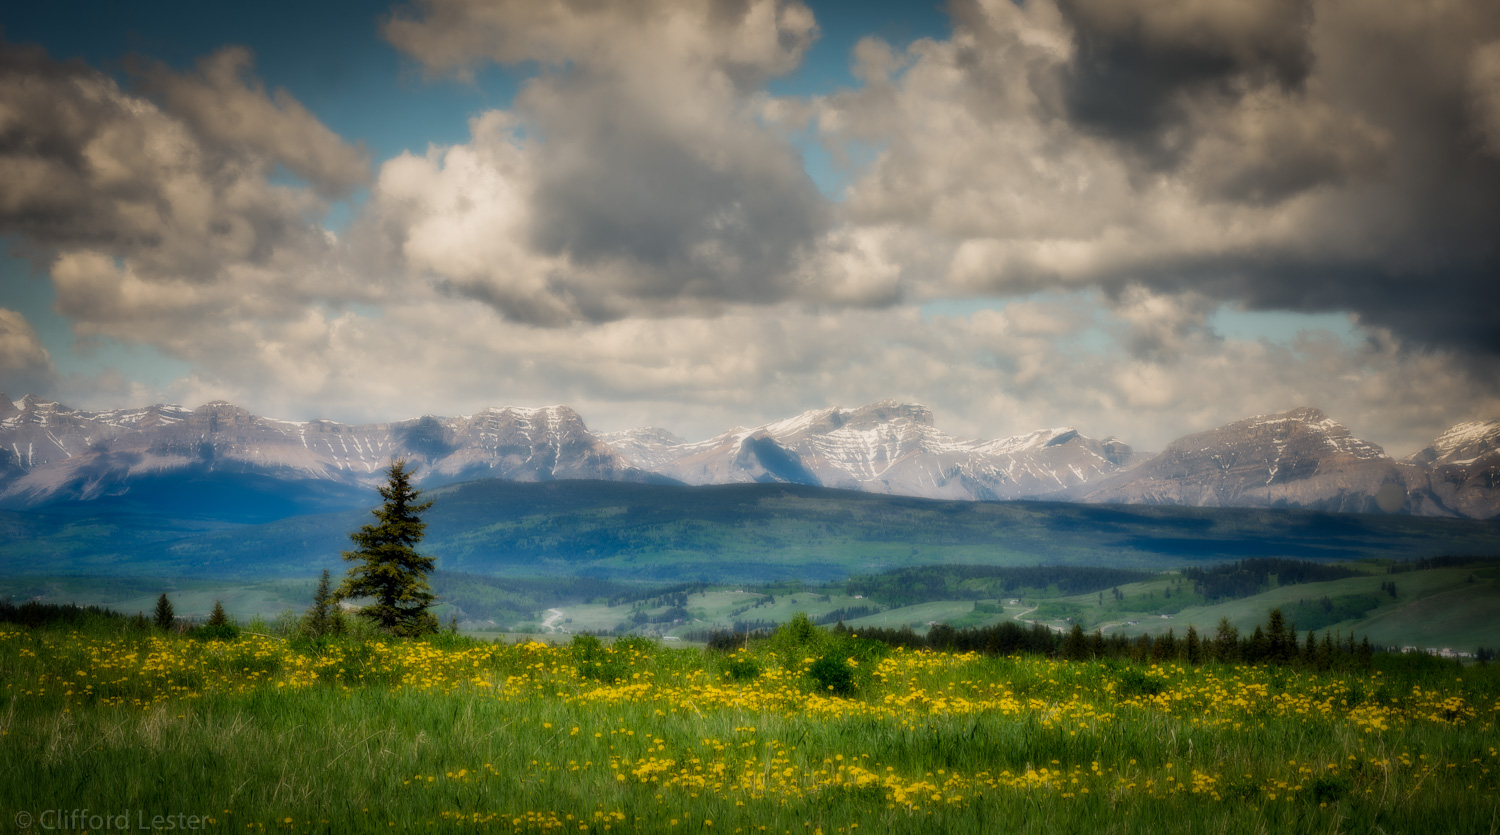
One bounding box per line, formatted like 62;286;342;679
813;0;1500;355
0;42;363;287
1;0;1497;456
0;307;56;395
134;47;372;198
379;0;833;323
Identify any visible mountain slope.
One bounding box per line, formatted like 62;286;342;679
1082;407;1427;513
610;401;1140;501
1405;419;1500;519
5;480;1497;583
0;397;661;518
5;394;1498;519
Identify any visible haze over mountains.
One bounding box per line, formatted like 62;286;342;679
2;393;1497;520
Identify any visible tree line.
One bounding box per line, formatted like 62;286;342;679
809;607;1382;670
845;564;1155;607
1180;558;1363;602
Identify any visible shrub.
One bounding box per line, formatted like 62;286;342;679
720;652;762;682
189;622;240;642
613;635;659;656
572;633;627;682
1117;668;1164;697
767;612;825;666
705;630;753;652
807;655;856;696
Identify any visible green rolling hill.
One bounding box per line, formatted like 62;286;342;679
3;479;1498;583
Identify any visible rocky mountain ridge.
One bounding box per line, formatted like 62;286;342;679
604;400;1141;501
0;394;657;508
2;393;1496;518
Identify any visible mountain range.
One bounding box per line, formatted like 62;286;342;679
2;393;1497;520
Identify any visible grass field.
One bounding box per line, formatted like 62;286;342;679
1032;562;1500;653
2;618;1498;834
8;557;1500;655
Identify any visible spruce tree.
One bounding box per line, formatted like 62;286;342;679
1265;608;1289;664
207;600;229;627
1062;623;1087;660
335;459;438;637
306;569;336;638
1213;617;1239;662
154;593;175;630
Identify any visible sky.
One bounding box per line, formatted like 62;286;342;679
1;0;1499;456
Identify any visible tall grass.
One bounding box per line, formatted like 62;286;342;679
1;617;1496;833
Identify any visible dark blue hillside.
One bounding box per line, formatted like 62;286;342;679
2;479;1495;583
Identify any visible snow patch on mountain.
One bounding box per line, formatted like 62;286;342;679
3;396;1496;518
1407;419;1500;467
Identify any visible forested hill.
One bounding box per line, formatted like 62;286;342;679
3;479;1498;583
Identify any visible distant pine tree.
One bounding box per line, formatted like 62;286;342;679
1213;617;1239;662
153;593;175;630
335;459;438;637
1063;623;1087;660
306;569;336;638
207;600;229;627
1265;608;1292;664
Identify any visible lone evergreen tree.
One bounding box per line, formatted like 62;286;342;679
335;459;438;636
207;600;229;627
154;593;175;630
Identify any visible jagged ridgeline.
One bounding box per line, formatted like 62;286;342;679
3;396;1498;520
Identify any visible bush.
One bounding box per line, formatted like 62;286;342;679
189;623;241;642
571;634;627;682
807;655;856;696
612;634;659;655
704;630;754;652
766;612;824;665
720;652;762;682
765;614;887;696
1116;668;1164;697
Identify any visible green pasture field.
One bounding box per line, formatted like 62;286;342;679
1;617;1497;834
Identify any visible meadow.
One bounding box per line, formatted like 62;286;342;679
2;613;1497;833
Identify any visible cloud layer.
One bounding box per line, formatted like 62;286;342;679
379;0;834;323
1;0;1498;458
809;0;1500;352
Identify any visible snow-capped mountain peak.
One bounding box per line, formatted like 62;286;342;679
0;396;655;506
624;401;1135;500
1407;419;1500;467
978;427;1079;455
3;396;1495;518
